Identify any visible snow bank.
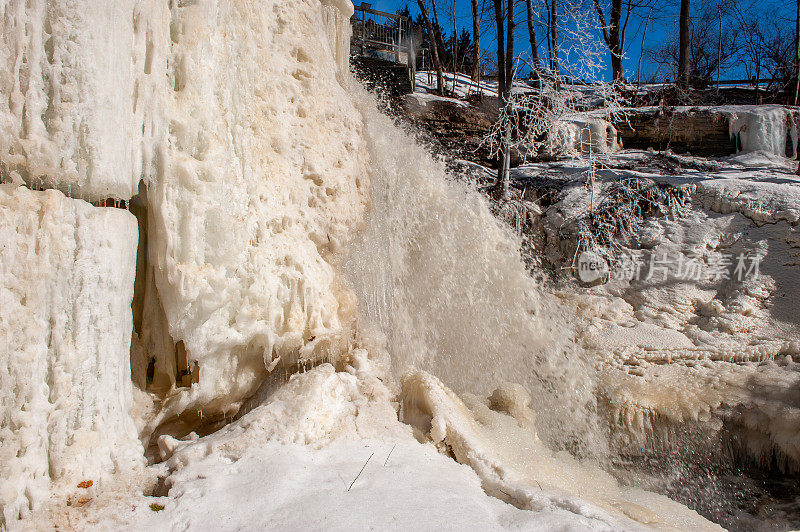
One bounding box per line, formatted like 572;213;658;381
0;185;142;524
140;0;371;427
0;1;143;201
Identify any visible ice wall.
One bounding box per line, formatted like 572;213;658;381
726;105;799;158
140;0;371;427
0;185;142;524
551;117;620;156
0;0;143;201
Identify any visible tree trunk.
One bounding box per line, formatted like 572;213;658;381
506;0;514;86
550;0;559;77
795;0;799;106
430;0;446;74
637;9;651;85
470;0;481;82
451;8;457;93
492;0;510;200
525;0;541;75
677;0;690;89
593;0;625;82
417;0;444;94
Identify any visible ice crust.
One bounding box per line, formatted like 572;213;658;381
0;185;142;524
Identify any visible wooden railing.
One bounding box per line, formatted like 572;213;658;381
351;2;414;69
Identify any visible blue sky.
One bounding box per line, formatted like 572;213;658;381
359;0;793;82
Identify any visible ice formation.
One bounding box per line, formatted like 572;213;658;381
725;105;799;158
137;0;371;431
1;0;797;527
0;185;142;523
1;0;370;523
552;117;620;156
0;1;143;201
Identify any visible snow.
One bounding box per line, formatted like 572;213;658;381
415;70;500;98
0;184;142;524
515;151;800;470
76;360;713;531
0;0;143;201
405;92;471;108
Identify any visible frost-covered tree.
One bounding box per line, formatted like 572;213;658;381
484;0;626;199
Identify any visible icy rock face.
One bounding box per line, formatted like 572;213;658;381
143;0;370;424
552;117;620;156
0;0;144;201
0;185;142;523
534;153;800;468
726;105;799;158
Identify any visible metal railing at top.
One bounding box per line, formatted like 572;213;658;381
351;2;414;71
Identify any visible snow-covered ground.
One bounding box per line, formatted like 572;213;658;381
509;150;800;480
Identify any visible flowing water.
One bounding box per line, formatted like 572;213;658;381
342;80;607;457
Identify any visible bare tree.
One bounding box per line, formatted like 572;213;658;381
417;0;444;94
593;0;644;82
470;0;482;82
430;0;446;71
525;0;542;75
449;0;458;93
647;0;737;88
795;0;799;105
550;0;560;76
677;0;690;88
637;6;653;84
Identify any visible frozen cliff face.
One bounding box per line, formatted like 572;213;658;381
526;151;800;470
0;185;142;524
726;105;798;158
551;117;620;156
0;1;143;201
139;0;370;427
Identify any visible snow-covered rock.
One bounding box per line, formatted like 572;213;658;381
0;184;142;524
